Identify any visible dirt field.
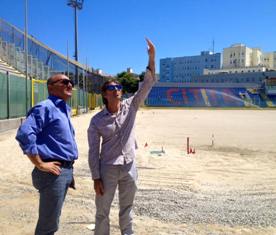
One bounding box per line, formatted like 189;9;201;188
0;109;276;235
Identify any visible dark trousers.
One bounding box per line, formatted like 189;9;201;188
32;167;73;235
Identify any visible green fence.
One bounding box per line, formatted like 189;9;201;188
0;71;99;120
33;80;48;106
0;71;31;119
9;74;31;118
0;72;8;119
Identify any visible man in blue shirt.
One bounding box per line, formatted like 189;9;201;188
16;74;78;235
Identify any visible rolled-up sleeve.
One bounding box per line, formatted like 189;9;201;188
87;119;101;179
15;106;46;156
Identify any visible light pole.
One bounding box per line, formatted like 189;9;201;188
67;0;84;114
67;0;84;83
25;0;29;114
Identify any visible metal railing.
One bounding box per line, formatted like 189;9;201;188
0;37;50;80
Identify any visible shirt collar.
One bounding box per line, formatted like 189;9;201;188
103;103;123;116
103;107;111;116
48;95;66;107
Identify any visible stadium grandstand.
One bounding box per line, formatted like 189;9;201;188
0;18;107;131
146;65;276;108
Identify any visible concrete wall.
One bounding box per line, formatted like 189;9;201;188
0;117;24;133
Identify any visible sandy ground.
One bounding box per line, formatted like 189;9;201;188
0;108;276;235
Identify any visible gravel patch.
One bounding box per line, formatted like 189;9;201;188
132;188;276;227
106;186;276;228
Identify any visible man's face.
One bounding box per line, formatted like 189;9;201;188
48;74;73;101
103;82;123;104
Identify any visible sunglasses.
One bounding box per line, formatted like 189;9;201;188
105;84;122;91
50;79;74;87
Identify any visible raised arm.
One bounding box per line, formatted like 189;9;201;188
131;38;156;108
146;37;155;77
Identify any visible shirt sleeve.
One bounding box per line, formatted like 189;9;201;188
15;105;47;156
87;118;101;180
131;69;156;109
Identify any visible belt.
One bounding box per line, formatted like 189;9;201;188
43;159;75;168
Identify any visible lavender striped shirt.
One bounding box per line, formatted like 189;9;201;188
87;70;156;179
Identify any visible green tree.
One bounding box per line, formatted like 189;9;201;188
116;72;139;94
138;71;145;82
116;71;147;94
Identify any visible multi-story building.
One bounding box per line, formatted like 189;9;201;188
223;43;262;68
263;52;276;69
223;43;276;70
203;66;266;75
160;51;221;82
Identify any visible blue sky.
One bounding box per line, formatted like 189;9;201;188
0;0;276;75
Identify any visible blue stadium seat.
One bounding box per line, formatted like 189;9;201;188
146;87;251;107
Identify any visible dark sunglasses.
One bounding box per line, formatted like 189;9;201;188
106;84;122;91
50;79;74;87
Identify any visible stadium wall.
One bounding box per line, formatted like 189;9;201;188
146;86;276;108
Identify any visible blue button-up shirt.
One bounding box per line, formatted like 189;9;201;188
16;95;78;161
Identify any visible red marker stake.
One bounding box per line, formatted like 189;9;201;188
187;137;190;154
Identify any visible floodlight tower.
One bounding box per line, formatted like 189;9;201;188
67;0;84;85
